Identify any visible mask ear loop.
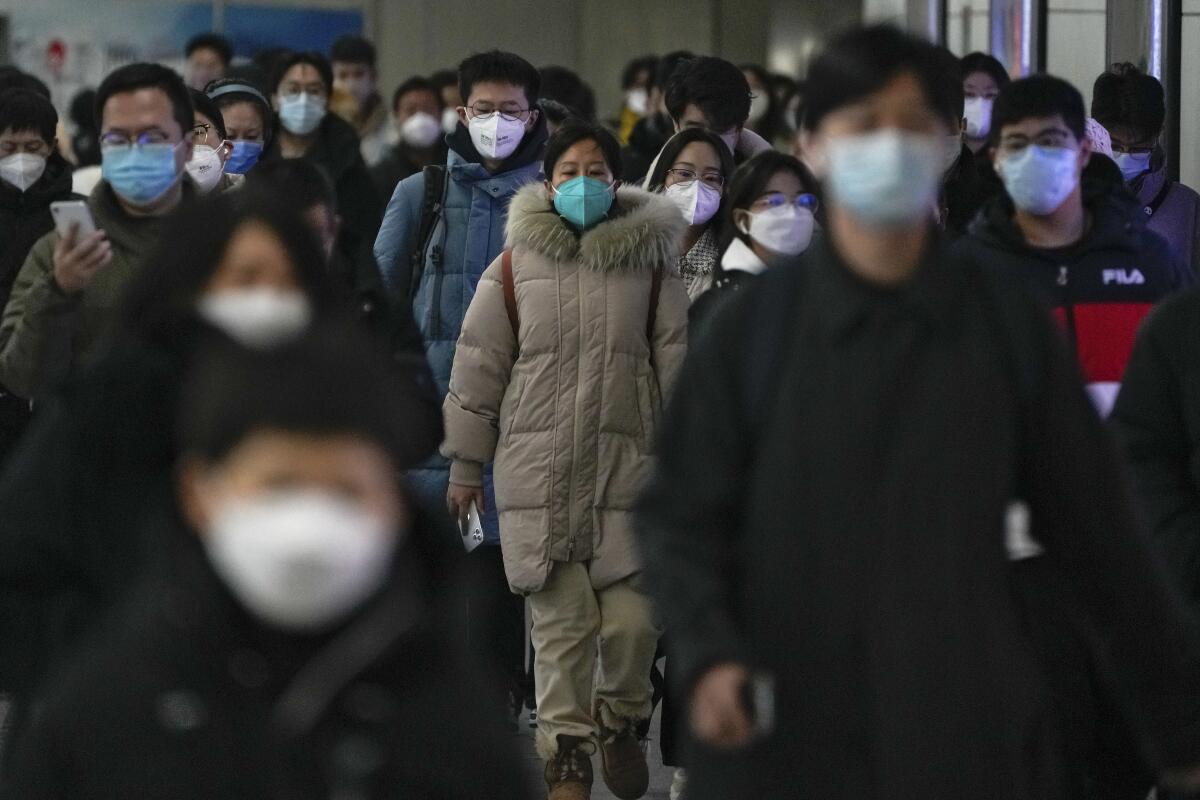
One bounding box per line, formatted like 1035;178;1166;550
217;140;234;164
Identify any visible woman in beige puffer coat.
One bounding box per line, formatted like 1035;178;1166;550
442;120;687;800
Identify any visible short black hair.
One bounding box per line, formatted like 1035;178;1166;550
0;68;51;100
0;89;58;142
95;62;194;139
721;150;820;251
119;188;337;345
652;51;694;92
247;158;337;214
430;69;458;92
543;118;622;181
178;323;439;473
270;51;333;97
185;33;233;66
189;88;227;140
330;34;376;69
991;74;1086;144
539;65;596;121
1091;62;1165;140
645;128;735;193
457;50;540;108
538;98;579;129
665;57;751;132
960;52;1010;89
391;76;441;113
930;46;965;127
621;56;658;90
803;25;944;133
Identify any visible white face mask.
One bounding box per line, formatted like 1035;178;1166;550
664;179;722;226
0;152;47;192
748;93;769;123
997;145;1079;216
400;112;442;149
204;490;397;631
467;112;526;160
185;144;225;194
963;97;993;140
740;204;815;257
625;88;649;116
825;129;942;227
198;288;313;349
441;107;460;135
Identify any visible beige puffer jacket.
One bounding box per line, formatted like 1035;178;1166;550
442;183;689;594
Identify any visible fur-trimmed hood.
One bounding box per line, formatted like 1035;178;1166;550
505;183;685;274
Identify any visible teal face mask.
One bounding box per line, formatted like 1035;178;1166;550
102;142;183;205
552;176;614;230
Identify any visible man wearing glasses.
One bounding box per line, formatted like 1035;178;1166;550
0;62;194;400
957;74;1191;419
373;49;549;731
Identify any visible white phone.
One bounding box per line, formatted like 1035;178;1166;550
50;200;96;239
459;500;486;553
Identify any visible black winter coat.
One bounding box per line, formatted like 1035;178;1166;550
1;538;533;799
0;153;78;461
1112;287;1200;612
263;114;384;269
636;237;1200;800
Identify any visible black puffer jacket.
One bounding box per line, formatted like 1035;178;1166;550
2;533;532;799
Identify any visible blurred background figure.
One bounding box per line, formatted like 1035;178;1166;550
330;34;393;168
739;64;787;148
371;75;447;201
621;50;693;184
960;51;1008;158
539;65;597;121
184;33;233;92
616;55;657;144
430;68;464;135
1092;63;1200;276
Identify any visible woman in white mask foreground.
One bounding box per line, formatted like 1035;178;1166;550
4;327;531;798
689;150;819;330
645;128;735;301
0;192;440;748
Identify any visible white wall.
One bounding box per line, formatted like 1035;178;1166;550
946;0;989;57
1045;0;1108;111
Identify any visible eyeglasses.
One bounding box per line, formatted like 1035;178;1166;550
99;130;175;150
753;192;819;213
465;103;532;123
666;167;724;189
1110;142;1155;155
997;130;1074;155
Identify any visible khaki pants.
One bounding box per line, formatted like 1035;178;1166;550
528;561;660;761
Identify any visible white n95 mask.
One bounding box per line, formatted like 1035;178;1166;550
963;97;993;140
468;113;525;160
664;179;722;226
185;145;225;194
0;153;47;192
741;204;815;257
204;490;396;631
198;288;312;349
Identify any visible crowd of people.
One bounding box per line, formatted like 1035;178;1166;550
0;19;1198;800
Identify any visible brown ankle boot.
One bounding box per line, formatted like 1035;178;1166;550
544;734;595;800
597;718;649;800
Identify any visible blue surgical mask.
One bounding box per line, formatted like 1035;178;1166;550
102;142;184;205
997;145;1078;216
552;176;614;230
277;93;326;136
225;140;264;174
1113;151;1153;182
825;129;941;227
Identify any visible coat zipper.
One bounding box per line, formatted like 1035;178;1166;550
565;265;583;560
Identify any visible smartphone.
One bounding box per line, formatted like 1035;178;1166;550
459;500;485;553
50;200;96;239
740;671;776;739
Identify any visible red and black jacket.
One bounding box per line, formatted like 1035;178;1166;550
954;182;1194;415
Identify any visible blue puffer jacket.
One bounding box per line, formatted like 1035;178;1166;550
374;120;547;541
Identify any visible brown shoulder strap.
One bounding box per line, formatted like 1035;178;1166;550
501;248;518;339
646;266;663;342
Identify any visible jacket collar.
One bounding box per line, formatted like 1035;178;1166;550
968;179;1146;260
506;183;686;274
809;232;962;342
88;177;194;249
446;113;548;179
720;237;768;275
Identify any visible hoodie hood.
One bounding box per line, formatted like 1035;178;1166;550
968;178;1149;262
0;151;74;209
506;183;685;274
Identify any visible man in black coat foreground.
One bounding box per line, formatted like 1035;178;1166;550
636;26;1200;800
1;329;533;799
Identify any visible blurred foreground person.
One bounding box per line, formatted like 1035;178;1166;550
442;119;687;800
636;25;1200;800
2;327;529;799
0;192;438;760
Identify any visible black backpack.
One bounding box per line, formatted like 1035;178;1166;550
405;165;448;300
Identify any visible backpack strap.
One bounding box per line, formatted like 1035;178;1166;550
1144;179;1173;219
407;165;447;299
501;248;518;339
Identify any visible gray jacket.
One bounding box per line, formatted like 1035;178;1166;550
1133;165;1200;276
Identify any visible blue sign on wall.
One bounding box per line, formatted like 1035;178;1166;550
225;5;364;57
